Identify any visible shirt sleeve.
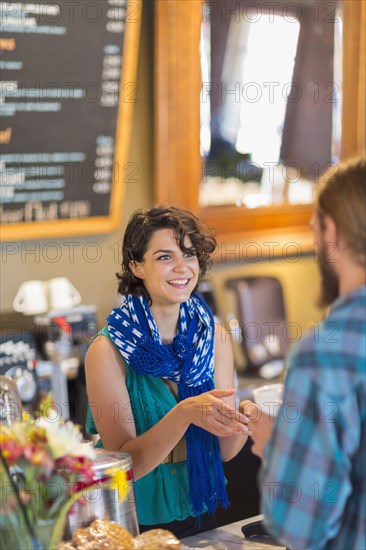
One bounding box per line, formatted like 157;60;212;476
259;354;360;549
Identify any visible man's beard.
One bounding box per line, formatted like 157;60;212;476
316;241;340;308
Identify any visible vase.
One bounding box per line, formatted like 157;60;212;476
0;524;29;549
0;513;36;550
0;508;64;549
35;519;57;550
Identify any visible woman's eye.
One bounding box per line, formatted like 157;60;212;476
184;251;196;258
157;255;170;261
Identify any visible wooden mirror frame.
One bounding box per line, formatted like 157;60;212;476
155;0;365;248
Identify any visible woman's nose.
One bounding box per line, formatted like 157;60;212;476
173;257;187;272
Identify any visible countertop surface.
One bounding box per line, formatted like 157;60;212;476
181;514;286;549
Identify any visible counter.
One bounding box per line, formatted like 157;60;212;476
181;514;286;549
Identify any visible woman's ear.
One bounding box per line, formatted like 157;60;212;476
129;260;145;280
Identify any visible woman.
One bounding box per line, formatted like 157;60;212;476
85;205;248;538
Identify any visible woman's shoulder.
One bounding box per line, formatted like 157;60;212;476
87;327;113;353
94;326;111;341
86;327;126;372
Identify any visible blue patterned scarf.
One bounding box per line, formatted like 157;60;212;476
107;292;229;517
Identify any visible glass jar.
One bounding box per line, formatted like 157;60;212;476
66;449;139;538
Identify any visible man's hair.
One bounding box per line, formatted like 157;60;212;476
315;156;366;267
117;204;217;303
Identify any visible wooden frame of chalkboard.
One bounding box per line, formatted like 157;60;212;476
0;0;142;241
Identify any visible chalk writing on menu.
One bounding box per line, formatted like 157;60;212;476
0;0;129;227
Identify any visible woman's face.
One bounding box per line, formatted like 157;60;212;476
130;228;200;307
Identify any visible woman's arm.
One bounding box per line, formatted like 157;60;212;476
85;334;247;479
214;323;248;461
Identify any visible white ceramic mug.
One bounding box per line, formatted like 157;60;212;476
48;277;81;311
13;280;48;315
252;383;284;417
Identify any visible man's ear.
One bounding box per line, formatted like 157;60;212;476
322;214;339;245
129;260;145;280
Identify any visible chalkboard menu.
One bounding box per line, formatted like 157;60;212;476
0;0;141;240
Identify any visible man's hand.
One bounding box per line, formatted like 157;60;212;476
240;400;276;458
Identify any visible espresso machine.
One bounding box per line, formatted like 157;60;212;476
0;305;98;429
0;328;39;410
34;305;98;430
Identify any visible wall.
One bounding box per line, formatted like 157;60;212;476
1;1;322;349
210;253;323;371
1;2;154;325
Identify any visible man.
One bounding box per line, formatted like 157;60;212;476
242;157;366;550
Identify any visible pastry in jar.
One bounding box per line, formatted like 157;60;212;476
134;529;181;549
89;519;135;549
72;528;92;547
57;542;75;550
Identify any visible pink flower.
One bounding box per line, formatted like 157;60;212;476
23;443;54;470
0;438;23;464
57;456;94;484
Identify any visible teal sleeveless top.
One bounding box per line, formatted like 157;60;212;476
85;327;193;525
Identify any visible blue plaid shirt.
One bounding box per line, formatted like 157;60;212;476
260;286;366;550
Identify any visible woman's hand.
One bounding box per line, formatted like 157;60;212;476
180;389;249;437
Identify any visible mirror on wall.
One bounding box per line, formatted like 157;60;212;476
155;0;364;243
199;0;342;209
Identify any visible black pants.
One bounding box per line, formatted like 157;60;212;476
139;511;217;539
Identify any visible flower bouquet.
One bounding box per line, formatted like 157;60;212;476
0;415;97;549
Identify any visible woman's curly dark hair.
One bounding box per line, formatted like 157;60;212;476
117;205;217;304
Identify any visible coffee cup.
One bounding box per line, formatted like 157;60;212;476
48;277;81;311
252;383;284;417
13;280;48;315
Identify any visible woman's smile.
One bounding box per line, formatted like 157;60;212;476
167;278;190;287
